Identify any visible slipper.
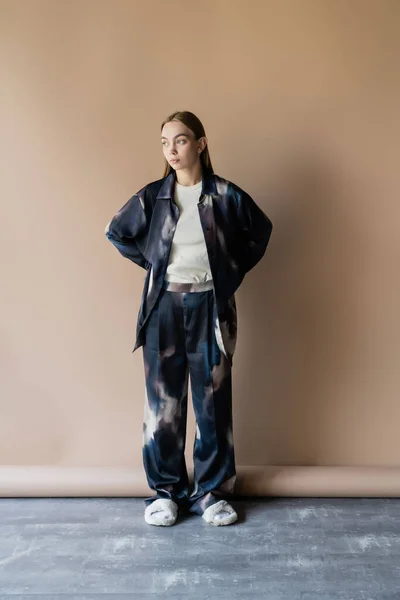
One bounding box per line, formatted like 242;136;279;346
202;500;238;526
144;498;178;526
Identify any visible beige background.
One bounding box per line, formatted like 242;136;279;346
1;0;400;495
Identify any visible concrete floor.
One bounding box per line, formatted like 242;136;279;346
0;496;399;599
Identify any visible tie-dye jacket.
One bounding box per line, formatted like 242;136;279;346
105;167;273;366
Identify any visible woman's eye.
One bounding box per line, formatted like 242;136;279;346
162;139;185;146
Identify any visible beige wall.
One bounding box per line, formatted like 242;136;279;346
1;0;400;495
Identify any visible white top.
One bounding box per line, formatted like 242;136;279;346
164;180;213;283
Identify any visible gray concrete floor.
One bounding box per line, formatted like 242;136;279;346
0;497;399;599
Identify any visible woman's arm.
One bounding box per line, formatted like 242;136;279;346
235;189;273;274
105;193;149;270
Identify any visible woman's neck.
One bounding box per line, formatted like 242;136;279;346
175;163;202;187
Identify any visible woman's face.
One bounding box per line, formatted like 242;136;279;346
161;120;206;172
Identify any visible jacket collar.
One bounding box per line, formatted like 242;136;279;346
156;166;218;199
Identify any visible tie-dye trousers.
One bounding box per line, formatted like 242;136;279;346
141;279;236;517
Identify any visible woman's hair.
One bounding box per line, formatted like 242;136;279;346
161;110;214;177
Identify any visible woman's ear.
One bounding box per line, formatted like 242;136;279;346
198;136;207;153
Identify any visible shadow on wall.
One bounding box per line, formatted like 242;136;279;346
234;144;364;466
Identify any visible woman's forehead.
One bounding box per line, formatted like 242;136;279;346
161;121;193;138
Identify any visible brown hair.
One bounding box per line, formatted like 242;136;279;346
161;110;214;178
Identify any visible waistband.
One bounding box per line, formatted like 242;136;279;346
162;280;214;293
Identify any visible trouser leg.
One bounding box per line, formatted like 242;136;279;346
141;288;190;514
183;289;237;516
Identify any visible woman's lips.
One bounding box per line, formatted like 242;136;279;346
170;159;180;163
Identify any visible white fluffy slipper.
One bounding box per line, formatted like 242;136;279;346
144;498;178;526
202;500;238;526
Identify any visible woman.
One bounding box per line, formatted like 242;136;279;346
105;110;273;527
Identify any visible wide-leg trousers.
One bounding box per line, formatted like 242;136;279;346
141;279;236;516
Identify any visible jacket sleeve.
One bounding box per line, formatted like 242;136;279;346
236;190;273;274
105;193;149;270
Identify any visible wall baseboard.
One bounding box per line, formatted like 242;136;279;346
0;466;399;497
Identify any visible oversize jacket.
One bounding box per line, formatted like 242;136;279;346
105;167;273;366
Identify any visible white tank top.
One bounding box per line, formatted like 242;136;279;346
164;179;213;283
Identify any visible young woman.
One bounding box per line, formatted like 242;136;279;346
105;111;273;527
